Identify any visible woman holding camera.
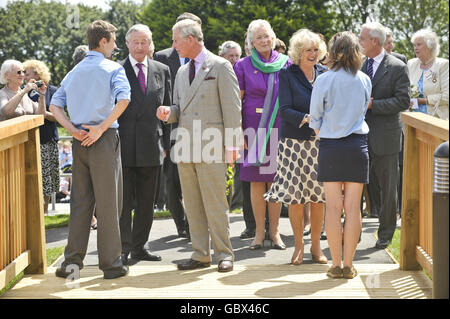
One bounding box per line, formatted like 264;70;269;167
0;59;46;121
22;59;59;215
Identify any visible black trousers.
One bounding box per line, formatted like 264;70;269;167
369;153;399;243
164;156;188;233
120;165;160;254
242;181;256;230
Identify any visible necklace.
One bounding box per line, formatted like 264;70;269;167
420;57;435;69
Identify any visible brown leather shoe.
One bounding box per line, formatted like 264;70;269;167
218;260;233;272
177;259;211;270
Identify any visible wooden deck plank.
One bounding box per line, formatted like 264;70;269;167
2;264;432;299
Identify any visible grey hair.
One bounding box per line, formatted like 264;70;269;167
247;19;276;50
218;41;242;56
172;19;203;43
411;29;440;58
126;24;153;42
362;22;386;47
0;59;22;85
72;45;89;65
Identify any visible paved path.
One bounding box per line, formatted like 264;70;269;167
47;203;394;268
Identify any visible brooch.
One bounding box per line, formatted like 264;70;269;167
254;70;258;74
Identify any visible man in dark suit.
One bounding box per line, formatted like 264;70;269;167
359;22;410;249
384;27;407;220
118;24;171;264
384;28;407;64
153;12;202;239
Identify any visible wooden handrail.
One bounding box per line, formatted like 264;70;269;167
400;111;449;278
0;115;46;291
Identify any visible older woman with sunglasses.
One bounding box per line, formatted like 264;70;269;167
0;59;46;121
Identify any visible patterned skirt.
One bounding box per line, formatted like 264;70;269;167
41;141;60;196
265;137;325;205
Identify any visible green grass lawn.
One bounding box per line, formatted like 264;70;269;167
387;229;401;263
44;210;174;230
0;245;65;297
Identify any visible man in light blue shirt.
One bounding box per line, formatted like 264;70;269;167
50;20;131;280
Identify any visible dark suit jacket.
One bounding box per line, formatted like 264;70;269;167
362;53;410;156
118;57;172;167
154;48;181;93
153;48;182;145
390;51;407;64
279;63;328;140
40;84;59;143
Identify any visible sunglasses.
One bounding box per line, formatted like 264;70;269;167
17;70;26;75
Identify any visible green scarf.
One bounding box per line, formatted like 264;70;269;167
250;48;289;73
249;49;289;166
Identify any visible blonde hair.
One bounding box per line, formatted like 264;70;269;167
288;29;327;66
22;60;51;84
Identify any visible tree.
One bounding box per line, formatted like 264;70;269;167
103;0;147;61
378;0;449;59
330;0;449;59
139;0;336;54
0;0;103;85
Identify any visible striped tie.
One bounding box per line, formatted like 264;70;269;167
136;63;146;94
367;58;374;80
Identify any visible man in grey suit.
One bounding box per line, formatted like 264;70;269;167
359;22;410;249
118;24;171;264
153;13;203;239
157;19;242;272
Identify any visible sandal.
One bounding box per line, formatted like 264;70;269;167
342;265;358;279
326;266;343;278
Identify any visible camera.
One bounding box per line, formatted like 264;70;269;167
35;80;43;88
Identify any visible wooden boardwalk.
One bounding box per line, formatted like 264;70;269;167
2;264;431;299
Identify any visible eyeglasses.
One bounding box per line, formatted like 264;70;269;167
16;70;26;75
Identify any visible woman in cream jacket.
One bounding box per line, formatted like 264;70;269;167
408;29;449;120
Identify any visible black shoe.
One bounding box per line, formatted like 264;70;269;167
121;252;129;265
320;231;327;240
240;228;255;239
103;265;129;279
369;211;379;218
177;259;211;270
131;249;162;261
178;229;189;238
374;240;390;249
55;264;83;278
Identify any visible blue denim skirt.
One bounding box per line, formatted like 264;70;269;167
317;134;369;183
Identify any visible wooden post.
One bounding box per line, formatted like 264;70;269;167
400;124;421;270
24;126;46;274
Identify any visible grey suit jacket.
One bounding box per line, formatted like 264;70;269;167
118;57;172;167
167;49;242;163
362;53;410;156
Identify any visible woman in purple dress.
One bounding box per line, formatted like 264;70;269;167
234;20;291;250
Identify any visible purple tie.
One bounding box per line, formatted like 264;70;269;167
136;63;146;94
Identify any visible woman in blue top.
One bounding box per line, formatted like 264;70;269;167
265;29;328;265
309;31;372;279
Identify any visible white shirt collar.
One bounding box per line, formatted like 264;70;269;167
129;54;148;68
372;49;385;64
